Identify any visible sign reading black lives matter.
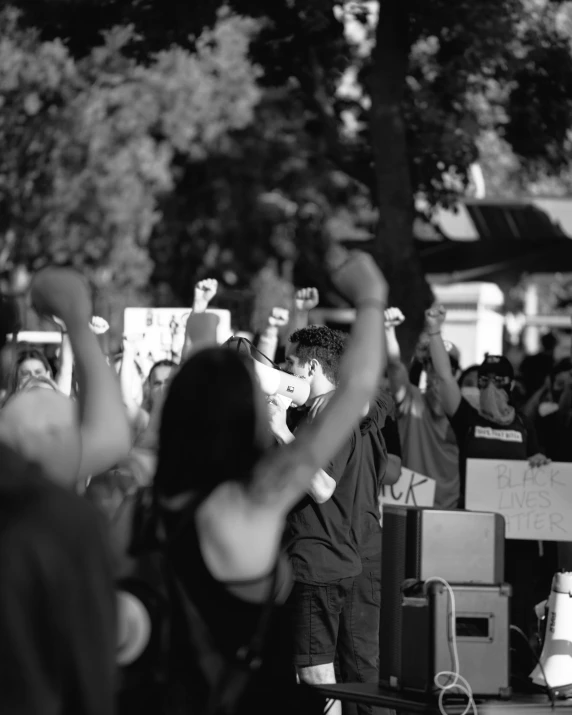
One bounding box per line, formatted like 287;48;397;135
466;459;572;541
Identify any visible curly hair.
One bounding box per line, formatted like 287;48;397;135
289;326;347;385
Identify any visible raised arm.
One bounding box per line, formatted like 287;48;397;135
181;279;218;360
255;251;387;512
384;308;409;404
30;268;131;484
255;308;290;366
290;288;319;335
425;306;461;416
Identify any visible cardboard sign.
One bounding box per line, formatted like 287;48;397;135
379;467;436;514
466;459;572;541
123;307;232;375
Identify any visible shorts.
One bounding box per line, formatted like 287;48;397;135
287;577;355;668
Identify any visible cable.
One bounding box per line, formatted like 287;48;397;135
509;624;555;709
424;577;478;715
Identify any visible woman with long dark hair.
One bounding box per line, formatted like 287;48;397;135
127;252;388;714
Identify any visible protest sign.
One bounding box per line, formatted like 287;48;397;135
466;458;572;541
123;307;232;374
379;468;435;523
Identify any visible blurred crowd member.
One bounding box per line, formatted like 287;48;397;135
385;307;461;509
425;305;554;685
519;332;557;399
8;347;53;394
458;364;480;409
535;359;572;462
0;268;130;714
124;251;386;714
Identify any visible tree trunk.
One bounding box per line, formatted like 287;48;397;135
368;0;434;362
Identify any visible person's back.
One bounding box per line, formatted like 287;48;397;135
0;443;116;715
162;501;311;715
397;384;459;508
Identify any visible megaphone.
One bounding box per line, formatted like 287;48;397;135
252;359;310;408
530;571;572;693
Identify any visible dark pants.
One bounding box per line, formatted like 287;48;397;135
336;563;392;715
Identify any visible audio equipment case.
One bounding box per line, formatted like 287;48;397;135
398;582;512;698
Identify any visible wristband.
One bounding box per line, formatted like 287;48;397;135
357;298;386;311
427;330;441;336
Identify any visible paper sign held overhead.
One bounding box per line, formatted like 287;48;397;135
123;307;232;375
379;468;435;524
466;458;572;541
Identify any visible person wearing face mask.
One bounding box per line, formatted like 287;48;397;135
385;307;461;510
458;365;480;409
425;306;552;685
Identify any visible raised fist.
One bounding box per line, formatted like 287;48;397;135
30;267;92;328
295;288;320;313
425;305;446;331
193;279;218;313
89;316;110;335
384;307;405;330
268;307;290;329
329;249;387;306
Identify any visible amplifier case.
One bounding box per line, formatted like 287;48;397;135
401;583;512;698
379;505;505;690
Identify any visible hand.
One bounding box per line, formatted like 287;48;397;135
329;248;387;305
528;453;551;469
193;279;218;313
268;307;290;329
30;267;92;328
295;288;320;313
425;305;446;332
384;307;405;330
90;316;110;335
267;395;289;438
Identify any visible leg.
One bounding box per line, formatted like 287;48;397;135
338;565;391;715
297;663;342;715
287;579;353;715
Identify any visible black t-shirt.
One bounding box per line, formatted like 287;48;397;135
382;416;402;459
537;410;572;462
358;391;394;563
0;444;116;715
449;398;539;507
285;427;363;584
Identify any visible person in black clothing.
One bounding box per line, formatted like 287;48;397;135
425;306;553;687
144;251;388;714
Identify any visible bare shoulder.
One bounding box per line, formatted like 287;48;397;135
196;479;288;582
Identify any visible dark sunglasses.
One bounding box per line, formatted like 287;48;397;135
477;374;511;389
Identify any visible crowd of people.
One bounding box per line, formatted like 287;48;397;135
0;253;570;714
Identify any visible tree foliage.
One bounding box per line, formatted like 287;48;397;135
0;7;260;332
5;0;572;351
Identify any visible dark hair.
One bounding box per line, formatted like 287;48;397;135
288;326;346;385
154;348;265;499
9;347;53;395
541;332;557;352
550;358;572;384
458;365;480;388
149;359;177;383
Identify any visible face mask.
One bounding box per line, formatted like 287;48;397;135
461;386;480;409
479;383;514;425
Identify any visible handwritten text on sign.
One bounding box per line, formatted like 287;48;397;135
379;468;435;522
466;459;572;541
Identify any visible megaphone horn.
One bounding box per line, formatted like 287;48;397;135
531;571;572;692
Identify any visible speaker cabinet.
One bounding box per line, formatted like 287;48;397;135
379;505;505;689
